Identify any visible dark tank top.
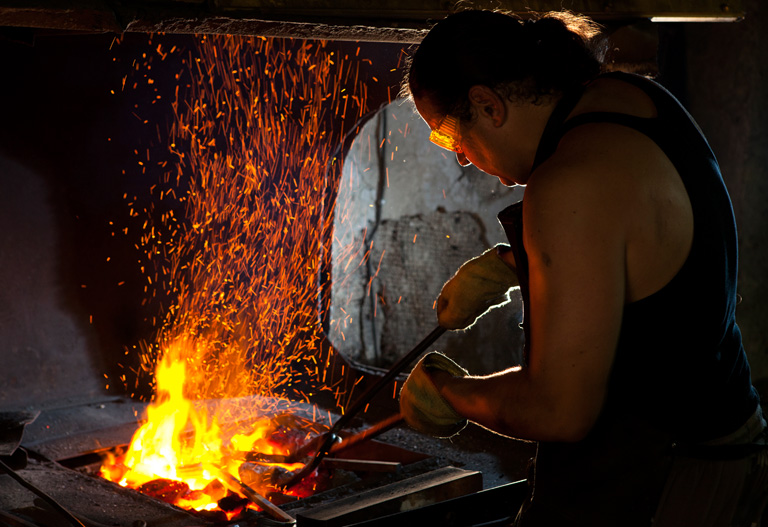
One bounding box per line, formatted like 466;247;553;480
498;72;759;524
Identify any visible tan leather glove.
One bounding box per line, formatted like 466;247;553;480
437;244;519;330
399;352;469;438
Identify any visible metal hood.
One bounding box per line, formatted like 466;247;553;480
0;0;745;41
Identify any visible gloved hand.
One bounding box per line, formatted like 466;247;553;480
437;244;519;330
399;352;469;438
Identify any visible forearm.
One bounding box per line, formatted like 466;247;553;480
434;367;595;442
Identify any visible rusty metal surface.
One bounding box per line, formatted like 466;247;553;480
339;479;528;527
0;0;746;41
294;465;482;526
0;457;202;527
20;397;146;462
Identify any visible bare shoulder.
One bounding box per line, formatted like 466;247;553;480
522;144;629;274
523;72;688;256
528;116;677;207
525;112;693;302
524;125;647;224
521;119;675;276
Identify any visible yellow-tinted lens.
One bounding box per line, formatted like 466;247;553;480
429;129;460;151
429;115;461;153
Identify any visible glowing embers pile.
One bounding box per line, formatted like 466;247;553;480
100;352;330;519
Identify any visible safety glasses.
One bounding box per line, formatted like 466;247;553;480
429;114;462;153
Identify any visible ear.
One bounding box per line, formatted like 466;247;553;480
468;85;506;127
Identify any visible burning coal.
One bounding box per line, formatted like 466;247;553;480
99;35;373;515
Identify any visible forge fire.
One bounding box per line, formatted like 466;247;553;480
99;352;330;517
97;35;383;515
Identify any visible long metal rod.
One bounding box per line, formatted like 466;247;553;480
339;326;446;428
280;325;446;488
328;412;404;455
213;465;295;524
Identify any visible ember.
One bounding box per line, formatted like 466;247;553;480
137;478;190;504
99;33;372;515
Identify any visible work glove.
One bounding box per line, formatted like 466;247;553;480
399;352;469;438
437;244;519;330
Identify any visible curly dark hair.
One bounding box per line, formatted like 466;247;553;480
404;10;607;121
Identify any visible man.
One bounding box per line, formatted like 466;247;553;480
398;9;767;526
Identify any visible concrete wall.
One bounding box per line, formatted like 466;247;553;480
0;156;106;410
329;102;526;375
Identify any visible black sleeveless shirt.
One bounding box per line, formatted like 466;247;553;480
498;72;759;524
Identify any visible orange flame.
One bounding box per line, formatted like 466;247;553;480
100;346;311;511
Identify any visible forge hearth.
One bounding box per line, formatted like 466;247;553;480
1;394;531;526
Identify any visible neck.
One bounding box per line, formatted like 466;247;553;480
501;96;562;184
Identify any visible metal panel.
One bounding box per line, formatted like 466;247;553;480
295;466;483;526
0;0;746;40
215;0;744;22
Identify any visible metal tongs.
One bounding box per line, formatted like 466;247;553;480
278;325;446;489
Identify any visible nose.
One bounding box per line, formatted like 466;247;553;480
456;151;471;166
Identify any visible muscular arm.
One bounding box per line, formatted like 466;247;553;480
436;133;633;442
